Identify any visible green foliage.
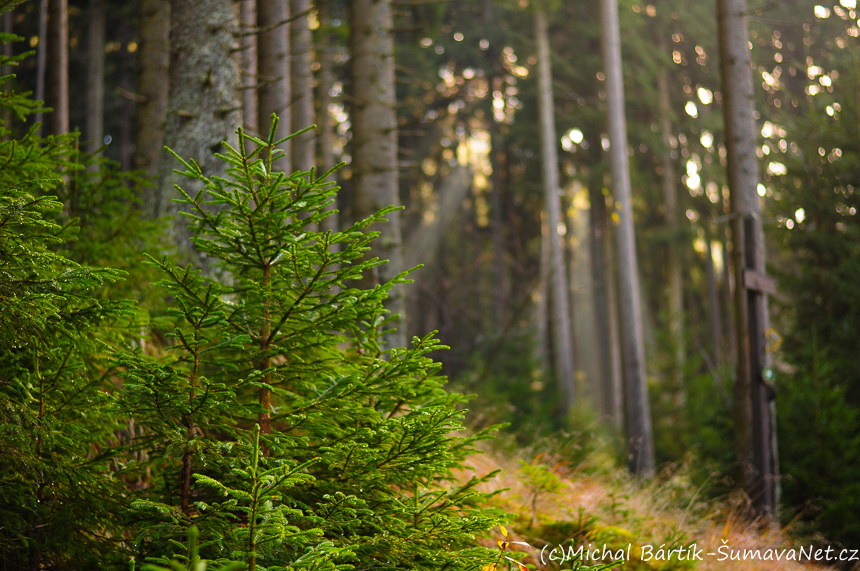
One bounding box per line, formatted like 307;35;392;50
0;9;150;567
113;118;505;569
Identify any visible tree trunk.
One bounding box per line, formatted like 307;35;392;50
717;0;777;515
535;8;576;413
537;214;550;379
657;33;685;383
136;0;170;198
349;0;406;349
606;220;624;430
490;133;506;328
589;181;615;424
158;0;241;253
290;0;314;173
85;0;105;159
239;0;258;134
34;0;47;134
599;0;654;475
705;228;722;366
257;0;290;161
317;0;338;235
46;0;68;136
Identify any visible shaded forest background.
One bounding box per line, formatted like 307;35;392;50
1;0;860;565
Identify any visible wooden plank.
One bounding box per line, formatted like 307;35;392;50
744;269;776;296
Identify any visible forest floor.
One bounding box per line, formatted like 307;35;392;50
461;444;827;571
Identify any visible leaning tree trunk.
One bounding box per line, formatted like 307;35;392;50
290;0;314;174
657;32;685;384
46;0;68;135
257;0;290;162
534;8;576;413
157;0;241;249
239;0;258;134
136;0;170;199
349;0;407;349
85;0;105;159
717;0;777;517
599;0;655;475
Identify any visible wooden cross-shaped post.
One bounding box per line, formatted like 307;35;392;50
743;215;778;517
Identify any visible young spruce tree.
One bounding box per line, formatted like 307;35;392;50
121;117;505;569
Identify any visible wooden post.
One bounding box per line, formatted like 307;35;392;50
743;215;777;516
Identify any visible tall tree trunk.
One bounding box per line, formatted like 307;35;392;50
717;0;777;515
349;0;406;349
46;0;68;135
2;9;12;134
317;0;338;235
136;0;170;202
120;20;135;172
490;133;506;328
599;0;654;474
606;220;624;430
535;9;576;413
239;0;258;134
257;0;290;161
657;33;685;383
290;0;314;173
85;0;105;159
158;0;241;251
35;0;48;134
589;181;615;424
705;228;722;366
537;214;550;379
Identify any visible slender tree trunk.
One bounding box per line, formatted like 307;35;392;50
349;0;406;349
657;33;685;383
535;8;576;413
85;0;105;159
599;0;654;474
490;134;506;328
136;0;170;201
290;0;314;173
35;0;48;134
240;0;259;134
705;228;722;365
2;10;12;134
158;0;241;254
120;20;135;172
257;0;290;161
537;214;550;378
47;0;68;135
722;236;737;368
606;221;624;429
718;0;776;516
317;0;338;235
589;181;615;423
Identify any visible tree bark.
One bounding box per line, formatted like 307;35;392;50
158;0;241;254
599;0;654;475
239;0;258;134
136;0;170;196
257;0;290;162
534;9;576;413
317;0;338;235
290;0;314;173
657;33;685;383
349;0;406;349
46;0;68;136
34;0;47;134
589;181;615;423
85;0;105;159
718;0;777;517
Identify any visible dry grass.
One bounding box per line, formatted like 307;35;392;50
458;446;828;571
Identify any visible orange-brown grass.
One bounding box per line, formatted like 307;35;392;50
458;446;826;571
